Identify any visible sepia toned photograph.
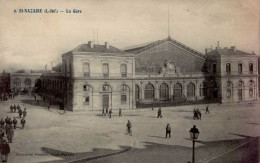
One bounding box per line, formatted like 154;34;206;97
0;0;259;162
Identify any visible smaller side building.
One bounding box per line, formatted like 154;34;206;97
205;46;258;103
10;69;44;94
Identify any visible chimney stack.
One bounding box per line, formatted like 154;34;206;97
231;46;236;52
105;42;109;49
205;48;208;54
88;41;94;48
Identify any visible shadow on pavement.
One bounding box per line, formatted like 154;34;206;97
148;135;166;139
88;135;259;163
248;122;260;126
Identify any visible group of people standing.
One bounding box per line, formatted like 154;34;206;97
0;105;27;162
101;107;122;118
193;106;210;120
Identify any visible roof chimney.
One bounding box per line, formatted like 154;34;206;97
105;42;109;49
205;48;208;54
231;46;236;52
88;41;94;48
216;41;220;49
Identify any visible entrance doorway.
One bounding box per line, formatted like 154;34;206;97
102;95;109;108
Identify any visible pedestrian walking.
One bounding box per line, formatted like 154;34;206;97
1;139;10;162
126;120;132;136
119;108;122;117
23;109;27;118
205;106;209;114
12;118;17;129
17;105;21;111
0;118;4;128
109;109;112;118
166;123;171;138
6;126;14;143
157;108;162;118
102;107;105;116
21;118;26;129
106;107;108;116
13;105;16;113
18;109;22;118
10;105;13;113
0;129;4;143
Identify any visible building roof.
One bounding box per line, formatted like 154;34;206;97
124;36;204;58
206;48;256;56
63;43;126;56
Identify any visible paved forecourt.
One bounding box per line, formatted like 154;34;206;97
0;95;260;162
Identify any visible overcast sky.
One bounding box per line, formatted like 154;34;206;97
0;0;259;71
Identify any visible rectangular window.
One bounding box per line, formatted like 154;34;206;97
102;63;109;77
84;96;90;105
121;95;127;104
121;64;127;77
83;63;90;77
213;64;217;74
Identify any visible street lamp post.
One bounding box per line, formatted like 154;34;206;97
189;125;199;163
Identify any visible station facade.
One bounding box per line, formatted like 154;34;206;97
40;37;259;111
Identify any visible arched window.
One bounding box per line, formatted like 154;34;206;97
102;84;111;92
13;78;21;88
238;63;242;74
174;83;182;98
249;63;253;74
121;84;129;91
187;83;195;97
83;62;90;77
24;78;32;88
199;82;207;96
249;80;254;98
121;84;129;104
159;83;169;100
226;63;231;74
144;83;154;100
83;85;92;91
120;64;127;77
135;84;140;101
102;63;109;77
174;83;182;97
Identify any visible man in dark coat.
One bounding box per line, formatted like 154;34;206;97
109;109;112;119
12;118;17;129
18;109;23;118
205;106;209;114
166;123;171;138
1;139;10;162
0;129;4;143
157;108;162;118
6;127;14;143
106;107;108;116
13;104;16;113
0;118;4;128
126;120;132;136
10;105;13;113
23;109;27;118
21;118;26;129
